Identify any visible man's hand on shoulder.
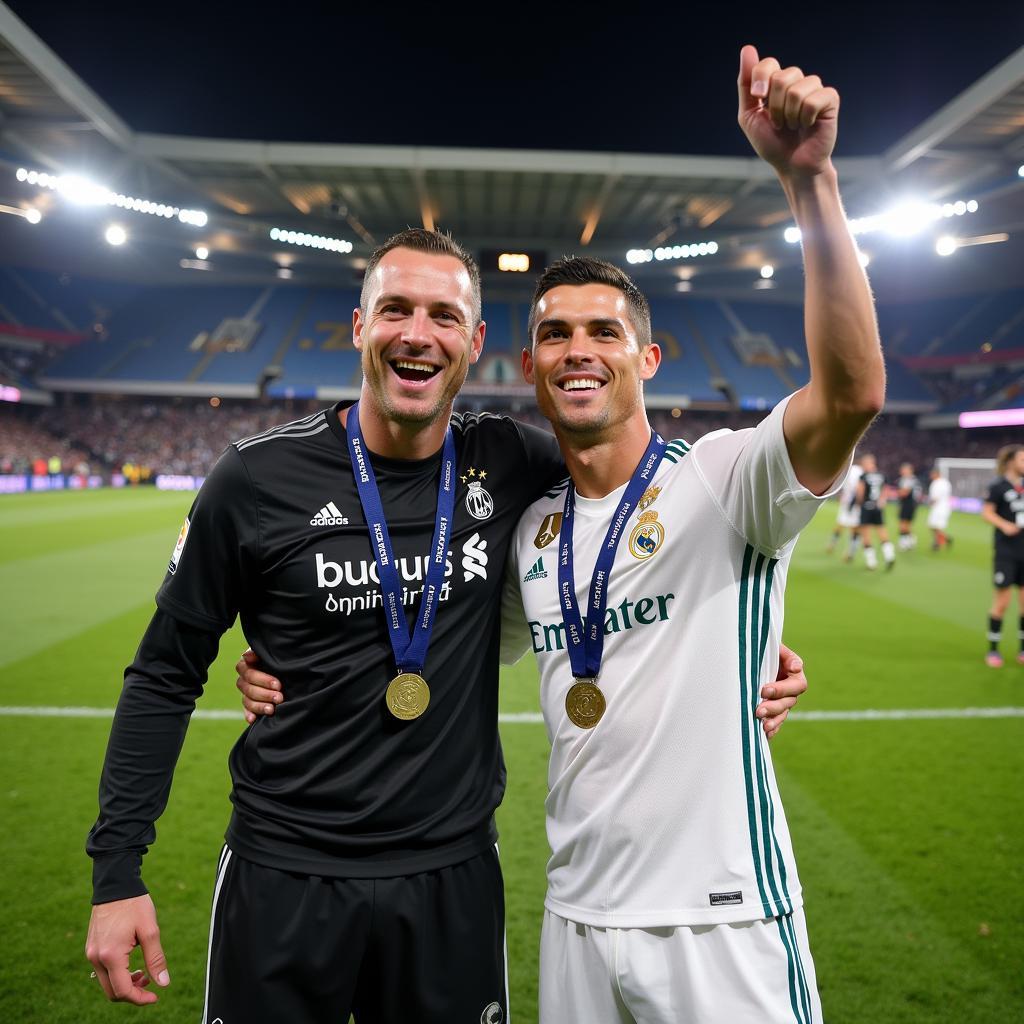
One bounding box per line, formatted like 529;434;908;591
85;894;169;1004
236;648;284;723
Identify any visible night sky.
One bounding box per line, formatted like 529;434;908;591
8;2;1024;157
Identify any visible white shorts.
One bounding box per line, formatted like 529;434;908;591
837;506;860;529
927;508;950;530
539;907;821;1024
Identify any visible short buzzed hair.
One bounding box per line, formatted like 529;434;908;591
528;256;652;348
361;228;482;325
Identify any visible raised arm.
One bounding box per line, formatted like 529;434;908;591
737;44;885;495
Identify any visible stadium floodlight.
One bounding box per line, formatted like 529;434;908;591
883;201;937;237
178;209;208;227
24;208;41;224
858;250;870;268
632;240;717;265
935;235;957;256
270;227;352;253
498;253;530;272
1018;164;1024;178
781;194;980;245
195;245;209;260
57;173;109;206
760;264;774;279
16;165;206;226
105;224;127;246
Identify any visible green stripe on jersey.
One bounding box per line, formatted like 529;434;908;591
739;544;792;919
738;546;772;917
750;553;788;916
756;555;793;914
662;443;691;465
786;912;814;1022
775;913;810;1023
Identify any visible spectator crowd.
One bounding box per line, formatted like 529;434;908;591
1;397;1020;484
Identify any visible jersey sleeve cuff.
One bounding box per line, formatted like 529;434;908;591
769;393;853;506
155;591;233;634
91;852;149;905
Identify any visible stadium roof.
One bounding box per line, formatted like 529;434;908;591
0;3;1022;302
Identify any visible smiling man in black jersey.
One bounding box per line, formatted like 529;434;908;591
85;228;809;1023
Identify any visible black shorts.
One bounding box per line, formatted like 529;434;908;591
899;500;917;522
860;508;884;527
203;845;508;1024
993;558;1024;589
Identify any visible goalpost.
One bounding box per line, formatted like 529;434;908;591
936;457;996;513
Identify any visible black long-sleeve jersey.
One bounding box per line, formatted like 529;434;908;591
87;406;565;903
985;476;1024;559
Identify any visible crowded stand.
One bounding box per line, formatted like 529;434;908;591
0;410;90;476
2;394;1019;486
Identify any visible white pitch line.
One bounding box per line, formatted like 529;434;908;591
0;706;1023;723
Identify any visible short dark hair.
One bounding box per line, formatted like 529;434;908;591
997;444;1023;474
528;256;652;347
361;228;482;324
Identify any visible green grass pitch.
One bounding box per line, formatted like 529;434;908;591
1;488;1021;1022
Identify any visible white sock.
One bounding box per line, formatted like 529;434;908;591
882;541;895;563
865;546;878;569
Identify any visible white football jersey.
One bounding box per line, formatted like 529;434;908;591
501;396;845;928
929;476;952;513
838;462;863;509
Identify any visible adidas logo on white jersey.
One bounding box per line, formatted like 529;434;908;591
523;556;548;582
310;501;350;527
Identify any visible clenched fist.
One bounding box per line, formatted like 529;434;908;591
737;44;839;180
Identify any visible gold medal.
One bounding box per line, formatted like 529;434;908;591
386;672;430;720
565;679;606;730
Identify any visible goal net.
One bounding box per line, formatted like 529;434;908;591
935;457;995;513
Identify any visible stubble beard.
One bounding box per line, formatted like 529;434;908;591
364;349;468;428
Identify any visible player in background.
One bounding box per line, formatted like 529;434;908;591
856;453;895;570
896;462;922;551
980;444;1024;668
826;455;862;561
927;466;953;552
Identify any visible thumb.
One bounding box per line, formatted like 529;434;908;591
242;648;257;665
737;43;760;114
140;931;170;988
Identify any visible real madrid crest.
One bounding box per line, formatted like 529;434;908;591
461;466;494;521
629;486;665;559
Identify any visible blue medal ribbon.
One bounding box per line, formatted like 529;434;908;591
346;401;457;676
558;432;667;681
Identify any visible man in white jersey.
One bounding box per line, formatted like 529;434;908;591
827;456;862;561
927;467;953;552
499;44;884;1023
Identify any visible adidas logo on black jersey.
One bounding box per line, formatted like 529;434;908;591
310;501;349;526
